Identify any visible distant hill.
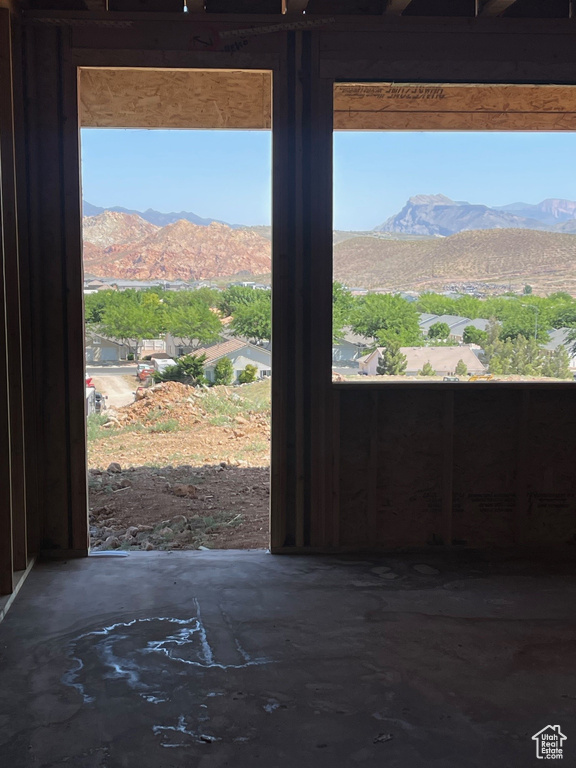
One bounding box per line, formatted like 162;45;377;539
376;194;576;237
376;194;545;236
334;228;576;293
83;200;234;228
83;211;271;281
494;198;576;225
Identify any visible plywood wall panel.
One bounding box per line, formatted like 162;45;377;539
79;68;272;129
452;390;518;546
524;391;576;544
336;385;576;550
374;390;444;547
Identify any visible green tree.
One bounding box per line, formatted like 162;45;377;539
238;363;258;384
231;293;271;342
352;293;422;344
416;293;457;316
218;286;267;316
99;298;163;359
542;345;572;379
376;341;407;376
462;325;488;346
510;335;545;376
523;285;533;295
333;282;355;341
428;321;451;340
153;354;207;386
165;302;222;350
84;290;115;324
455;360;468;376
213;356;234;386
419;361;436;376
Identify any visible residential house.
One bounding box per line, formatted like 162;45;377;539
418;313;489;341
193;338;272;383
359;345;486;377
85;331;129;363
332;327;370;363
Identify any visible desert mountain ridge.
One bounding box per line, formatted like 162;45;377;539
83;210;271;281
334;227;576;294
376;194;576;237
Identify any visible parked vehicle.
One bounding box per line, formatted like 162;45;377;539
137;366;155;382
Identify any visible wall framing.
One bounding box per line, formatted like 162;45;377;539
0;12;573;584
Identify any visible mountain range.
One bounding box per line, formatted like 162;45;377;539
83;200;235;229
83;211;271;281
376;194;576;236
82;198;576;292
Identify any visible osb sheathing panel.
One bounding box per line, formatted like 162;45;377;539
79;68;272;129
374;390;445;547
524;391;576;544
452;391;518;546
338;387;576;549
338;389;444;548
333;83;576;131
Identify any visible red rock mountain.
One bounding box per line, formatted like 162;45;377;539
83;212;271;280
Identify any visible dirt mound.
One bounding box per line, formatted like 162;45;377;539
110;381;268;431
89;380;271;470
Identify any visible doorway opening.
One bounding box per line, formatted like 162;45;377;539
80;68;273;552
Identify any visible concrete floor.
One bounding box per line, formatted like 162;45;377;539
0;550;575;767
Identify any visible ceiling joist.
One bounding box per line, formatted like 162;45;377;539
480;0;518;14
283;0;309;12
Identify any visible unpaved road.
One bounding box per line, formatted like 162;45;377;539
91;374;136;408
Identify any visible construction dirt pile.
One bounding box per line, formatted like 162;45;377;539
110;380;267;430
88;380;271;470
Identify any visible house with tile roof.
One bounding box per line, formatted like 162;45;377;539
359;345;486;377
193;338;272;384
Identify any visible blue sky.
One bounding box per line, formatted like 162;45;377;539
81;129;576;231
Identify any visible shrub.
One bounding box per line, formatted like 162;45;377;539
455;360;468;376
238;364;258;384
419;361;436;376
152;354;207;387
214;356;234;386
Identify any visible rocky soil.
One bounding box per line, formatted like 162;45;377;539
88;380;271;551
89;462;269;552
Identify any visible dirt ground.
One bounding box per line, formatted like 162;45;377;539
88;380;271;551
89;463;269;551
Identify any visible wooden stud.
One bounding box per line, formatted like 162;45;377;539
61;29;89;553
0;7;27;573
0;8;14;596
